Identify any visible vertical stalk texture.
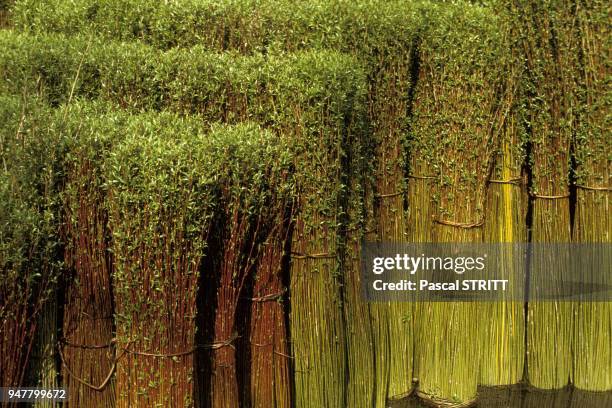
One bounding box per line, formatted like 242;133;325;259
412;4;505;404
481;16;527;385
572;0;611;392
62;158;115;407
368;59;413;406
515;0;578;389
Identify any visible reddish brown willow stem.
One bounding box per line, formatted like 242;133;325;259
211;205;262;408
0;275;39;397
248;202;293;408
62;159;115;407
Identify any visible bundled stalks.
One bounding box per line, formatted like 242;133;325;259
513;0;579;390
104;112;223;407
9;3;425;400
205;126;294;408
247;199;294;408
0;31;369;405
0;96;59;402
56;106;125;407
572;0;611;392
410;3;508;405
481;4;527;387
270;54;366;408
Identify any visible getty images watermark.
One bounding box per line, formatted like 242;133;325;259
360;243;611;302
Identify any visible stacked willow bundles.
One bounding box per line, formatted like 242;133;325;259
12;2;424;402
0;96;58;399
104;112;222;407
514;0;578;390
409;3;509;405
0;32;369;406
159;48;366;407
57;107;119;407
572;0;611;392
481;3;527;387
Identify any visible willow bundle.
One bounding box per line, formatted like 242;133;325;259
58;107;119;407
514;0;578;390
247;197;293;408
481;5;527;387
271;55;366;408
241;126;295;408
406;2;441;244
0;96;58;399
410;3;507;405
572;0;611;392
199;126;293;408
104;112;224;407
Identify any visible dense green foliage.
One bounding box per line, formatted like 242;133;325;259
12;0;416;55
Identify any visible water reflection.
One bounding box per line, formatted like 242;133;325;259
388;384;612;407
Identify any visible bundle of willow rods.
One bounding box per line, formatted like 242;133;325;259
514;0;578;390
58;106;118;407
206;126;294;408
572;0;611;392
410;3;508;405
247;172;294;408
481;4;527;387
104;111;225;407
0;96;58;400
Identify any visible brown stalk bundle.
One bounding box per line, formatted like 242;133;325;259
409;3;508;405
572;0;611;392
104;112;222;408
59;116;117;407
247;198;293;408
207;127;294;408
513;0;579;390
243;140;295;408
